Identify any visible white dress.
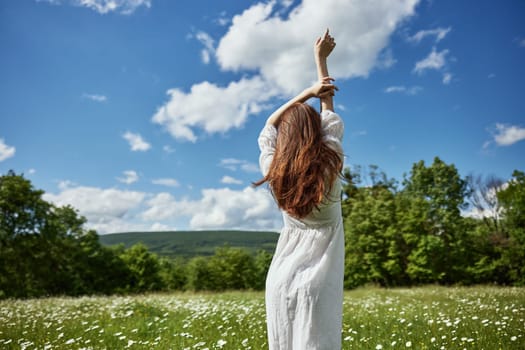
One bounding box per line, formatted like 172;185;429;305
258;110;345;350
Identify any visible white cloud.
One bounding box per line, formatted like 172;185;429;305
519;38;525;47
0;138;15;162
152;76;277;142
82;93;107;102
492;123;525;146
408;27;451;43
149;222;175;231
200;50;211;65
442;72;452;84
219;158;260;173
123;131;151;151
413;47;449;75
216;0;419;95
384;85;422;95
195;31;215;65
384;86;405;93
45;179;283;233
221;175;243;185
152;178;180;187
117;170;139;184
190;187;280;230
141;192;189;221
142;187;281;230
91;219;152;235
44;184;147;234
153;0;419;142
37;0;151;15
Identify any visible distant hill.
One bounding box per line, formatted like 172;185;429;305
99;230;279;259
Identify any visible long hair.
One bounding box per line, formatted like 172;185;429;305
254;103;342;218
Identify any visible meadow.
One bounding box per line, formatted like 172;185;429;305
0;286;523;350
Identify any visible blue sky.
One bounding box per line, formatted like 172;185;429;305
1;0;524;234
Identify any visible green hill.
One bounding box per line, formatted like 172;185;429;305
99;230;279;258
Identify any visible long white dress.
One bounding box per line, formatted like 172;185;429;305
258;109;345;350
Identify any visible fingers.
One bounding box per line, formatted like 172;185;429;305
318;83;338;99
328;36;336;47
321;28;336;44
321;82;338;89
322;83;338;92
321;76;336;85
318;76;338;93
324;29;335;42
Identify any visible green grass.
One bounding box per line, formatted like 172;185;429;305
1;286;523;349
99;230;279;258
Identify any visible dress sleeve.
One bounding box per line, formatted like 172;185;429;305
321;109;344;156
258;123;277;176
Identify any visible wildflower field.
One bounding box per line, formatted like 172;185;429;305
1;286;523;350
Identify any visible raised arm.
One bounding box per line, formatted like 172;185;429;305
265;88;312;126
265;79;337;126
315;29;336;112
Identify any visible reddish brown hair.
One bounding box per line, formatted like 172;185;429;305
254;103;342;218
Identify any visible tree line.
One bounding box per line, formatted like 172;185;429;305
0;169;272;298
0;157;524;298
342;158;524;288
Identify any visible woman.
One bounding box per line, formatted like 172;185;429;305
254;30;344;350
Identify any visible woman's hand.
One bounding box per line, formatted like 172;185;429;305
308;77;338;99
315;28;336;60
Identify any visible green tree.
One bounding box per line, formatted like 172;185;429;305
0;171;51;296
71;231;131;294
400;157;471;284
0;171;133;298
0;172;89;297
207;246;257;290
120;243;164;293
253;250;273;290
344;186;398;287
185;256;212;291
0;170;52;238
497;170;525;284
464;174;509;284
342;165;403;288
159;257;187;290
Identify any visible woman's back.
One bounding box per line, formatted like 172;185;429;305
256;105;343;220
282;177;341;229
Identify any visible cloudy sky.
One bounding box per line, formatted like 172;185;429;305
1;0;524;234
